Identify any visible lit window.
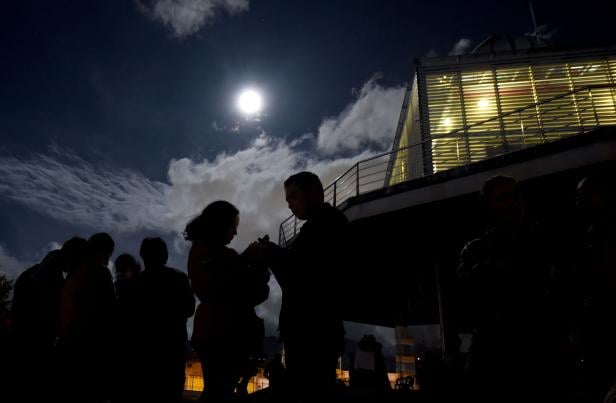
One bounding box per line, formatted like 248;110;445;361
477;99;490;109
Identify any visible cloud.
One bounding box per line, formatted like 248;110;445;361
449;38;472;56
47;242;62;252
137;0;249;38
316;76;405;155
0;135;373;332
0;75;402;332
32;241;63;264
255;277;283;331
424;48;438;58
0;241;62;281
165;134;374;246
0;74;395;247
163;135;374;331
0;246;30;280
0;151;171;233
211;120;240;133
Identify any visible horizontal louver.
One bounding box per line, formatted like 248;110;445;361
420;58;616;173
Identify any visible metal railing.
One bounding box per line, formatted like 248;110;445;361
278;84;616;245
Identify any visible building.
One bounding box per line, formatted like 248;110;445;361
183;352;270;397
388;35;616;182
278;35;616;381
394;326;416;385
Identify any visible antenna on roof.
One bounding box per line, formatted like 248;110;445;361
529;2;538;37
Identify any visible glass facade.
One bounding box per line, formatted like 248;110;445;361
388;53;616;184
389;77;423;185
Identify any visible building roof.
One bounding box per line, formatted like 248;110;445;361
416;34;616;70
471;33;551;55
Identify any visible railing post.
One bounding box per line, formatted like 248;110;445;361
588;88;600;127
519;111;526;145
528;65;546;143
456;70;472;163
356;163;360;197
333;181;337;207
491;66;509;153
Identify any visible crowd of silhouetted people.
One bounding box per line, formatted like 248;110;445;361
6;234;195;402
0;168;614;402
1;171;350;403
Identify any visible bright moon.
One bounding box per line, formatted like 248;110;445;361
237;89;263;115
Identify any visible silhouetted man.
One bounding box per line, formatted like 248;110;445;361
12;250;64;351
85;233;117;337
82;234;116;338
82;233;117;399
52;234;116;401
136;237;195;402
11;237;90;401
255;171;348;400
456;176;564;401
12;249;65;401
570;174;616;402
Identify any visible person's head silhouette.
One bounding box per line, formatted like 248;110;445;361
184;201;240;246
40;249;64;272
139;238;168;270
479;176;523;228
284;171;324;220
88;233;115;267
576;174;612;222
62;237;91;274
114;253;141;281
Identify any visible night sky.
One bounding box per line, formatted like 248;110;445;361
1;0;614;340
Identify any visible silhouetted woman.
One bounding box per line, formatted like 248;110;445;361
185;201;270;402
136;238;195;402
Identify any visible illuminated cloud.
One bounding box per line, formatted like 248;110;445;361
317;75;405;155
449;38;473;56
136;0;250;38
0;76;401;333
